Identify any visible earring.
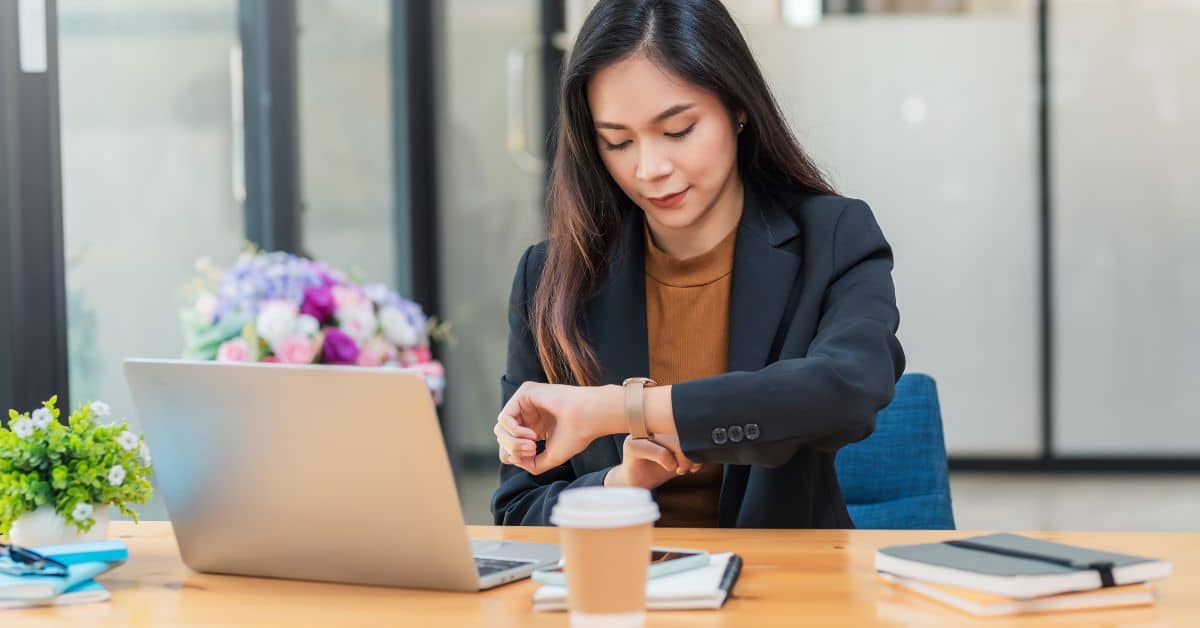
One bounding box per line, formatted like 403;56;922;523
738;121;745;132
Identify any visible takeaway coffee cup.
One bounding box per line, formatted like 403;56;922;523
550;487;661;628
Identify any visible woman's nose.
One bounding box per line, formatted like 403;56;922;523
635;141;674;181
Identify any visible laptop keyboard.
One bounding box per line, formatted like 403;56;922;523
474;556;534;577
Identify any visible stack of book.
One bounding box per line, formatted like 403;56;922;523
0;540;127;609
875;533;1173;617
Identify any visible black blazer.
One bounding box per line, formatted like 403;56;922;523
491;183;905;528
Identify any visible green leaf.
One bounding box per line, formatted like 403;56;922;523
50;465;69;490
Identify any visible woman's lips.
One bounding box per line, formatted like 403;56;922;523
648;187;689;209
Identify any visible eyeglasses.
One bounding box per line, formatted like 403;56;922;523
0;543;69;577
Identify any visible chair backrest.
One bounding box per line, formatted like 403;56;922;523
834;373;955;529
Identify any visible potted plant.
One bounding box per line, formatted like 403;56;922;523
0;396;152;547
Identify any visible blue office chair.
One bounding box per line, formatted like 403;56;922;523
835;373;955;529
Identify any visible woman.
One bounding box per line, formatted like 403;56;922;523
491;0;904;529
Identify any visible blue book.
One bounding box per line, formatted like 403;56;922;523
0;540;127;606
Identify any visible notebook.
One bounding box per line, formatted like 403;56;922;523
533;552;742;612
875;534;1172;599
0;540;127;606
879;572;1156;616
0;580;111;609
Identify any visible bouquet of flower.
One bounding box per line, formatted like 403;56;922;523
0;397;153;535
180;249;447;403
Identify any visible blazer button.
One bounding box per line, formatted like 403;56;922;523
745;423;761;440
727;425;744;443
711;427;728;445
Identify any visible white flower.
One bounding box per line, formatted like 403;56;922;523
11;417;33;439
31;408;53;429
117;430;139;451
72;502;94;522
139;441;152;466
195;292;218;324
363;283;390;304
337;304;378;343
90;401;111;417
107;464;126;486
294;313;320;337
256;300;300;348
379;307;419;347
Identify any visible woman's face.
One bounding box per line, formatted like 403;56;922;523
587;53;742;233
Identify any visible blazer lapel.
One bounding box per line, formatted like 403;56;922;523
719;185;805;527
582;211;649;459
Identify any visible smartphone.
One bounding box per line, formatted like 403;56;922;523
531;547;710;586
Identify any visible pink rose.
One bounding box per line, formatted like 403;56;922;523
413;360;444;378
216;338;250;362
413;360;446;405
274;335;321;364
357;336;398;367
398;345;432;366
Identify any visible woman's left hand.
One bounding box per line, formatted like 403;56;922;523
494;381;621;474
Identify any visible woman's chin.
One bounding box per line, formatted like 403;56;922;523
643;205;703;231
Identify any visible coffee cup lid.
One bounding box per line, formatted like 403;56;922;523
550;487;660;528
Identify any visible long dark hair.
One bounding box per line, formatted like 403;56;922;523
533;0;837;386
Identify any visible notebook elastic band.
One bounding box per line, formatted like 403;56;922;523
944;540;1117;588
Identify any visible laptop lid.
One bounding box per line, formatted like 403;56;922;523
123;358;482;591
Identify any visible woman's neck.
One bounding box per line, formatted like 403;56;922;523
645;175;744;260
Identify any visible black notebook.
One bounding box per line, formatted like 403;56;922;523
875;534;1172;599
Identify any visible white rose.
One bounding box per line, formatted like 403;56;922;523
294;313;320;337
363;283;390;304
31;408;53;429
379;307;419;347
11;417;33;439
196;292;218;324
256;300;299;348
107;465;127;487
117;430;139;451
72;502;94;522
90;401;111;417
337;305;378;343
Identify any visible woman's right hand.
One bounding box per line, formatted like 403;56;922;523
604;435;702;489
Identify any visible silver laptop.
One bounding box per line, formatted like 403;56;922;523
123;358;559;591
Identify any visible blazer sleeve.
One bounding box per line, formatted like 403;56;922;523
490;244;611;526
672;200;906;467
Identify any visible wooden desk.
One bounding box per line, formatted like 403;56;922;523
12;523;1197;626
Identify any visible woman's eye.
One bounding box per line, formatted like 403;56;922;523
604;140;632;151
666;123;696;139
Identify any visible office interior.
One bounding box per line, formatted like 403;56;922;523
1;0;1197;533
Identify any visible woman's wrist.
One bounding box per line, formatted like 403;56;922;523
590;384;627;437
643;385;675;436
589;383;676;439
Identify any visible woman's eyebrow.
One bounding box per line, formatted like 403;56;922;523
595;103;696;130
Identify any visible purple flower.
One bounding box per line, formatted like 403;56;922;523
301;285;336;323
323;328;360;365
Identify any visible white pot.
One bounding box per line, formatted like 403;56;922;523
8;504;111;548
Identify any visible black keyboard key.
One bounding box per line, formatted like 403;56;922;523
474;556;533;577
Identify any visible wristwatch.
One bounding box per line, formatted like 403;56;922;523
622;377;658;439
